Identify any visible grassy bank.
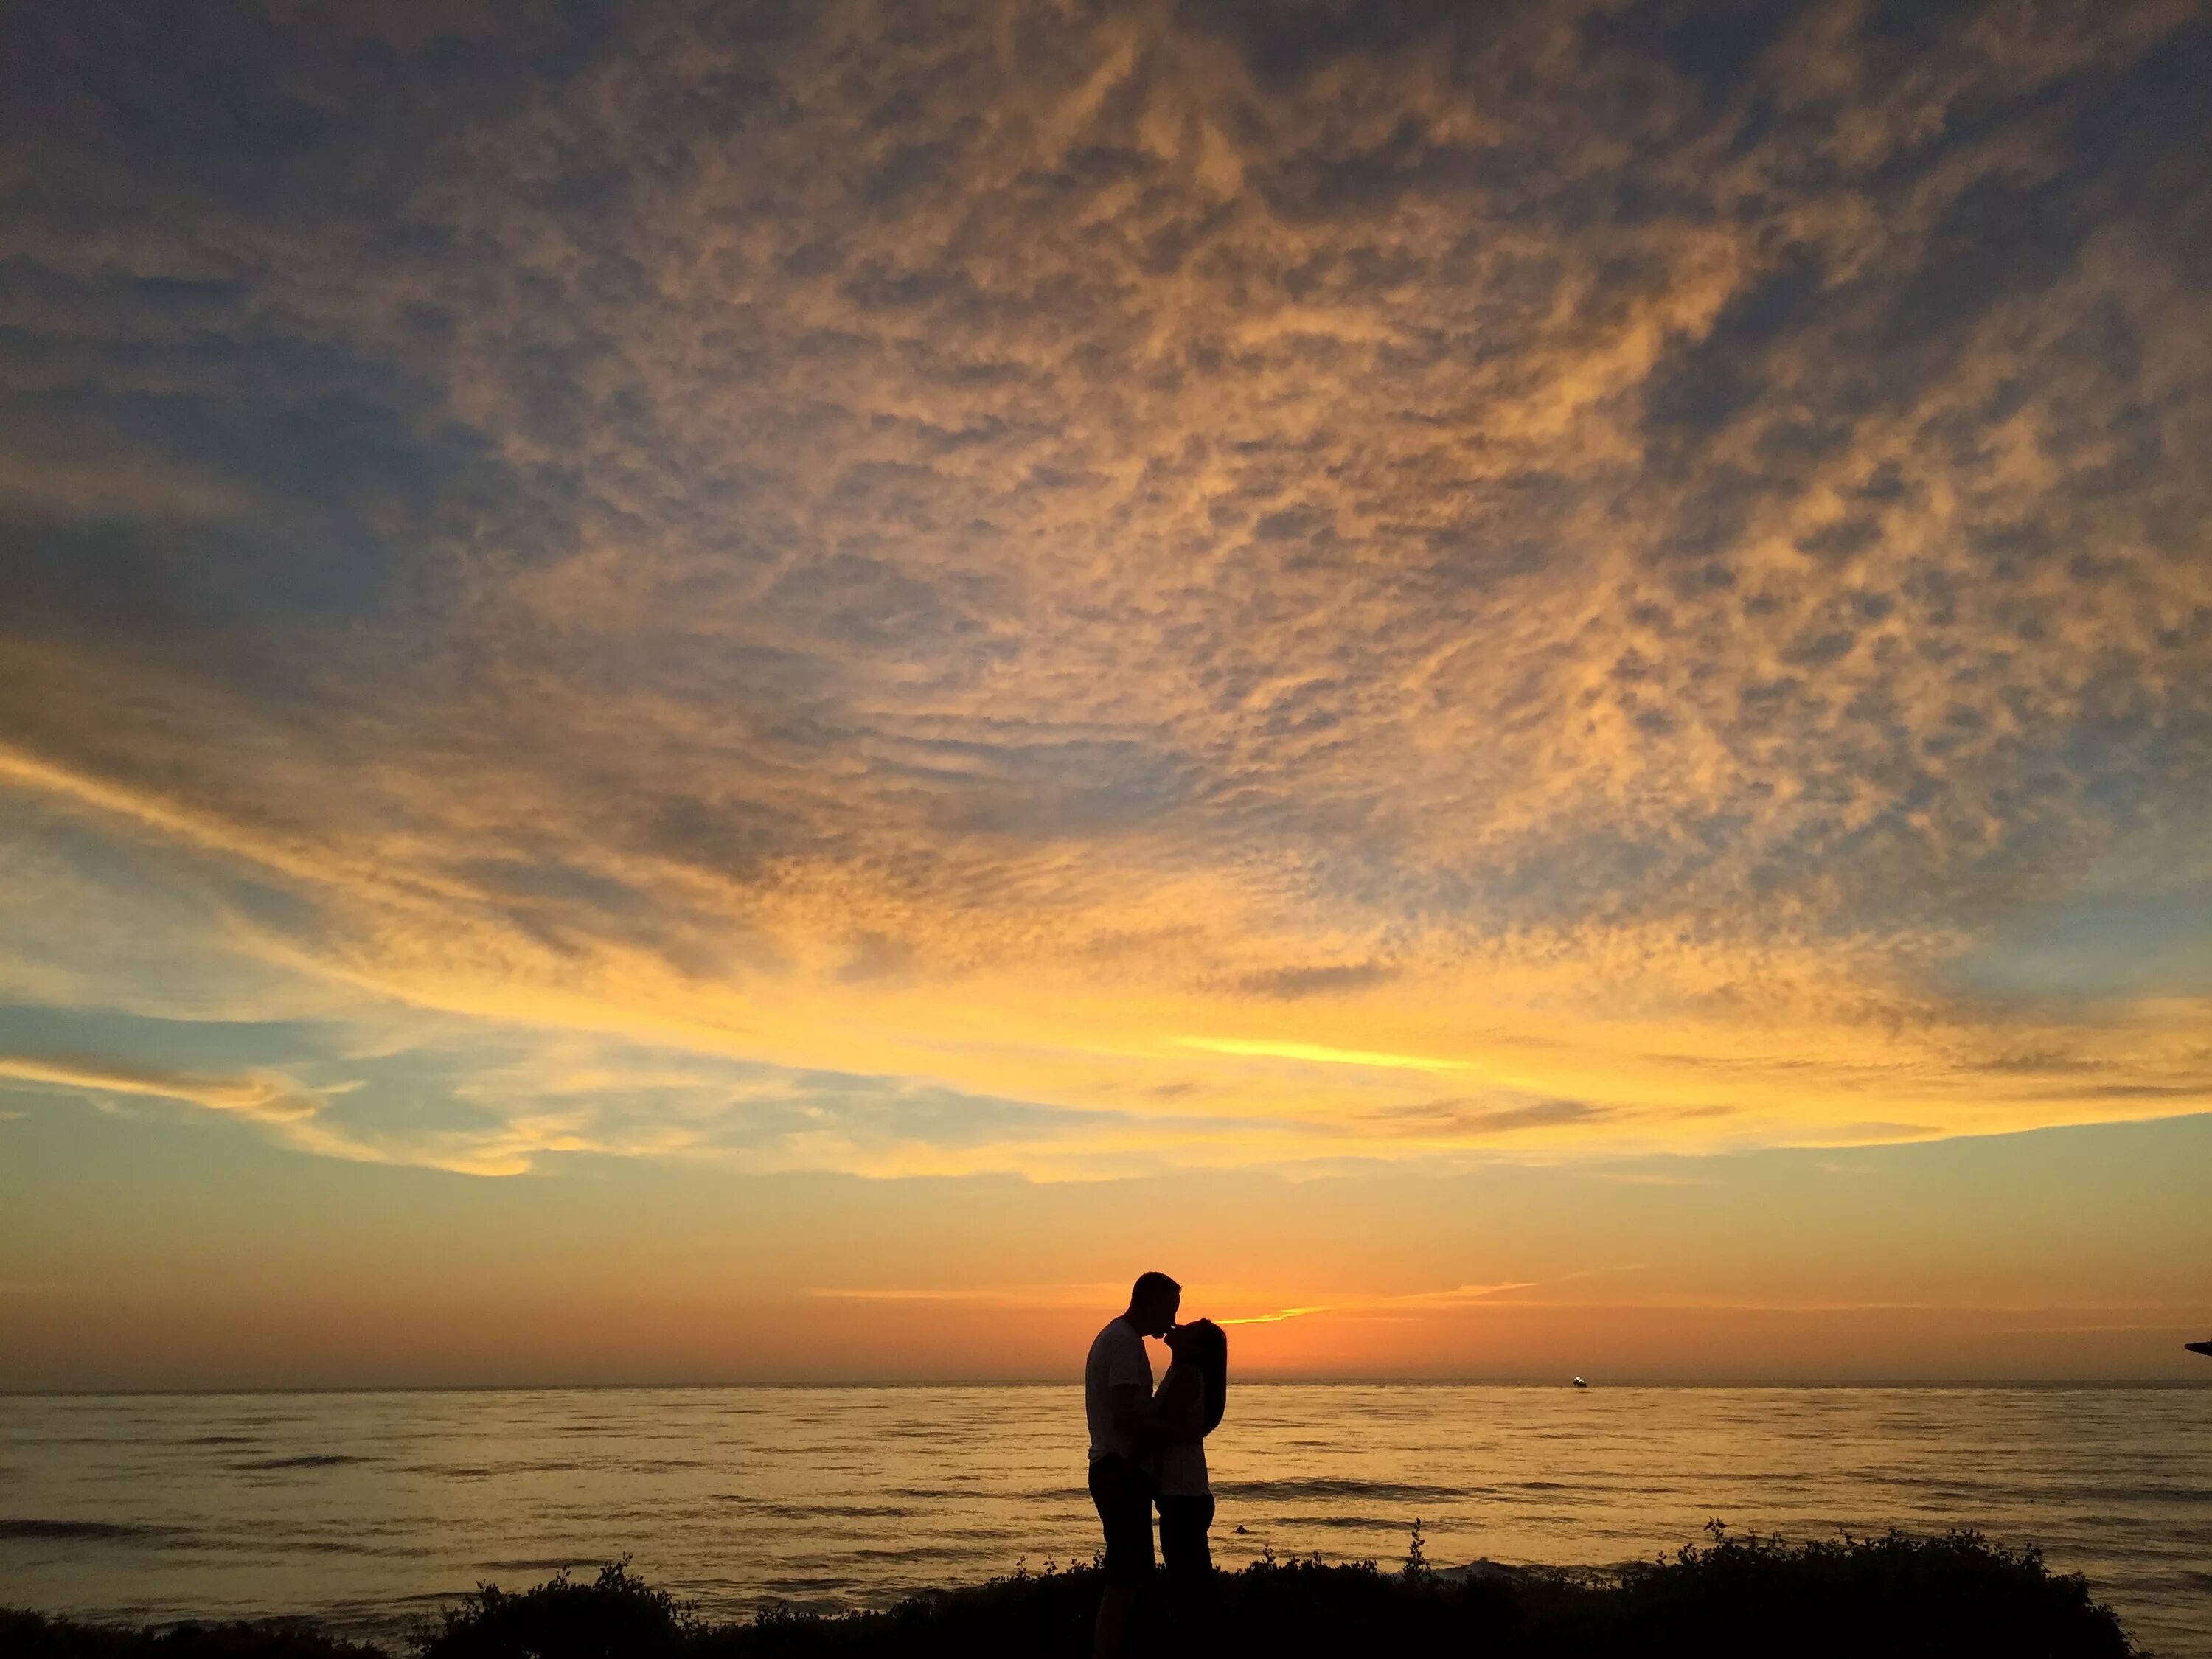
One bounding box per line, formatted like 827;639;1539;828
1;1526;2139;1658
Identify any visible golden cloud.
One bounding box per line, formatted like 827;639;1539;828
1;0;2208;1178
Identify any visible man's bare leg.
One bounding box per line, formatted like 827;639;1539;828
1093;1582;1135;1659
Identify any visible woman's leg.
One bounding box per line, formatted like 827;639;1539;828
1157;1495;1215;1582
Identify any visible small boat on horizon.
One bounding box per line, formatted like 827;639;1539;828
1571;1375;1589;1388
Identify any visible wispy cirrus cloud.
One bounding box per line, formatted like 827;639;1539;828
1;0;2208;1177
0;1054;319;1125
0;1046;590;1176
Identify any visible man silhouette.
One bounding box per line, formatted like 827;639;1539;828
1086;1270;1180;1659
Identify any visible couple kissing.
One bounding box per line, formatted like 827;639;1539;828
1084;1271;1228;1656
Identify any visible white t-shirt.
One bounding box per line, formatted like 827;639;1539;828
1153;1359;1210;1498
1085;1315;1153;1464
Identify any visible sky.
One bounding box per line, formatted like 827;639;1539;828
2;0;2209;1387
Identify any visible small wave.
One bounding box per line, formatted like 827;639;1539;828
376;1588;479;1609
234;1454;370;1470
281;1540;437;1559
185;1434;257;1446
1270;1514;1422;1531
0;1518;189;1543
1214;1478;1465;1503
2047;1486;2212;1508
815;1503;920;1518
713;1495;916;1520
846;1543;1009;1562
480;1557;593;1573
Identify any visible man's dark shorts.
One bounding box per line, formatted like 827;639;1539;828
1087;1453;1154;1585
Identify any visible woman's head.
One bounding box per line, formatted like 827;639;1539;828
1166;1316;1225;1358
1166;1318;1228;1434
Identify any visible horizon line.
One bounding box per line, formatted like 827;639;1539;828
7;1375;2210;1399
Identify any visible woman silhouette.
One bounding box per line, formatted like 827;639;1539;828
1152;1318;1228;1596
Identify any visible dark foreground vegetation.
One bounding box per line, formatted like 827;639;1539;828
2;1526;2138;1658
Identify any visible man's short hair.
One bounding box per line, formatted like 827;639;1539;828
1130;1270;1181;1305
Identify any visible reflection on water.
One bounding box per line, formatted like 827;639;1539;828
1;1385;2207;1656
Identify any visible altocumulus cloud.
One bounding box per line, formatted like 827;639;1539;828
1;0;2209;1175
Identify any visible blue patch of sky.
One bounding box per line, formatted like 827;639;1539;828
1945;883;2212;1001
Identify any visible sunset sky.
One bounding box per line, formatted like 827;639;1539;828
4;0;2209;1387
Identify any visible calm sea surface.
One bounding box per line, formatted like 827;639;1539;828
1;1385;2207;1655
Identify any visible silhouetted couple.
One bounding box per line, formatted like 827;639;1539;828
1085;1270;1228;1659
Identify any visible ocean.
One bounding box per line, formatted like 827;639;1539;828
2;1385;2207;1656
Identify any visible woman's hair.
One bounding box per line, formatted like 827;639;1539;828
1171;1318;1228;1436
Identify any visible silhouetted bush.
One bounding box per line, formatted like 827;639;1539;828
1503;1522;2138;1658
1;1525;2139;1659
417;1562;699;1659
0;1607;380;1659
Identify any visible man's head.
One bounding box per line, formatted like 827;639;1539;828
1126;1270;1182;1337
